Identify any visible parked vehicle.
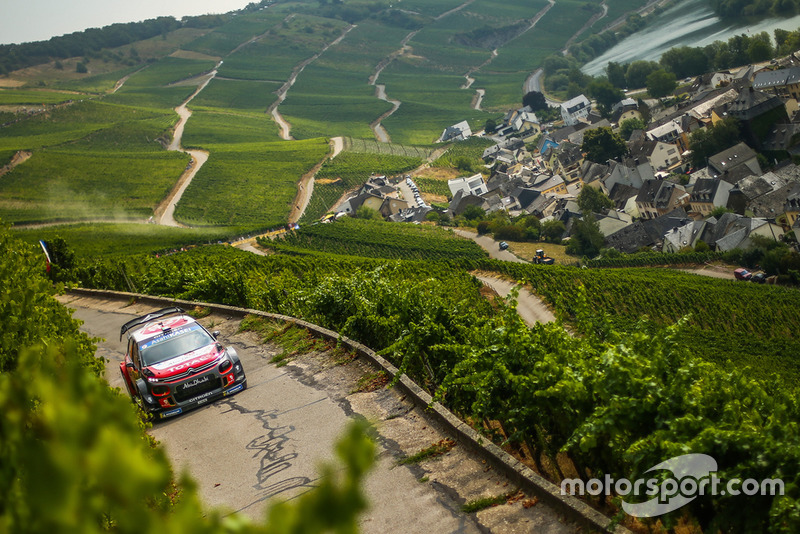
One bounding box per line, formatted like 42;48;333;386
533;249;555;265
734;268;752;281
499;241;509;250
119;307;247;420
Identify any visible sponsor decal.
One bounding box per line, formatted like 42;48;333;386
161;408;183;418
151;346;218;374
140;324;202;350
186;390;217;404
180;375;210;390
224;383;244;396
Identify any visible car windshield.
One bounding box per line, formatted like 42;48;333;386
139;325;215;367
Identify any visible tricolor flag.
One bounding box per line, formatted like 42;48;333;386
39;240;52;273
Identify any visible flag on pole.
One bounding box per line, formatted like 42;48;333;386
39;240;52;273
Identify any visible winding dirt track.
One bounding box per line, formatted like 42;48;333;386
269;25;356;141
154;64;219;227
287;136;344;224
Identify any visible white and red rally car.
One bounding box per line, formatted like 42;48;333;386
119;307;247;419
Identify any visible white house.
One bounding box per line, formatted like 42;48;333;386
560;94;591;126
439;120;472;142
448;173;488;197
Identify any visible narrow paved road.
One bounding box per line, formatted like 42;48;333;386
476;275;557;326
59;293;579;534
454;228;527;263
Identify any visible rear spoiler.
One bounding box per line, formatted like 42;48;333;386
120;307;185;340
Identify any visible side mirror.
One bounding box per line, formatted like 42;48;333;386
212;331;220;339
126;362;135;370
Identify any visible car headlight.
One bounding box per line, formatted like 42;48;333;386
218;357;233;374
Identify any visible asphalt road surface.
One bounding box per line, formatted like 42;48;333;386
61;294;579;534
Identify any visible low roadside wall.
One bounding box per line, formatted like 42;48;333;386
67;287;631;534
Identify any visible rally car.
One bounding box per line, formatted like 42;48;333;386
119;307;247;420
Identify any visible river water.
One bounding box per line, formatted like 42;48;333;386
582;0;800;75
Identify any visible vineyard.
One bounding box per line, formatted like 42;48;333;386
267;218;488;261
342;137;436;160
475;259;800;383
301;151;423;222
584;250;726;267
68;246;800;532
430;137;495;169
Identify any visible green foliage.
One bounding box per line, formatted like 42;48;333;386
175;138;329;226
645;69;677;98
269;217;487;261
565;216;605;258
618;117;646;140
581;127;627;163
624;60;661;89
434;291;800;531
12;223;247;258
414;177;451;198
586;77;625;114
0;16;185;73
689;117;741;168
541;219;566;243
397;439;455;465
0;224;98;373
577;186;614;214
0;99;188;224
432;137;494;170
355;206;382;220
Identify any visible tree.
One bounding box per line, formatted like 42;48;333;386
76;62;88;73
462;205;485;221
355;206;382;220
484;118;497;134
541;219;566;243
587;77;625;115
688;117;740;167
747;33;773;62
646;69;677;98
625;60;660;89
581;127;627;163
606;61;627;88
659;46;709;79
522;91;548;111
566;215;605;258
577;186;614;215
619;117;646;140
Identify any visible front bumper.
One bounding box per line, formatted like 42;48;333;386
145;364;248;419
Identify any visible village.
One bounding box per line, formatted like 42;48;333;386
331;58;800;258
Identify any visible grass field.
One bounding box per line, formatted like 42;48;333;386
181;109;281;145
188;78;282;114
279;21;407;140
12;222;243;257
174;137;329;226
271;217;488;261
181;10;286;56
0;148;187;224
0;98;187;224
0;89;85;105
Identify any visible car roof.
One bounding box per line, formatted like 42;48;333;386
130;314;197;344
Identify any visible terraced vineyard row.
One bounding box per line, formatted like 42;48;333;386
267;218;488;261
69;246;800;532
